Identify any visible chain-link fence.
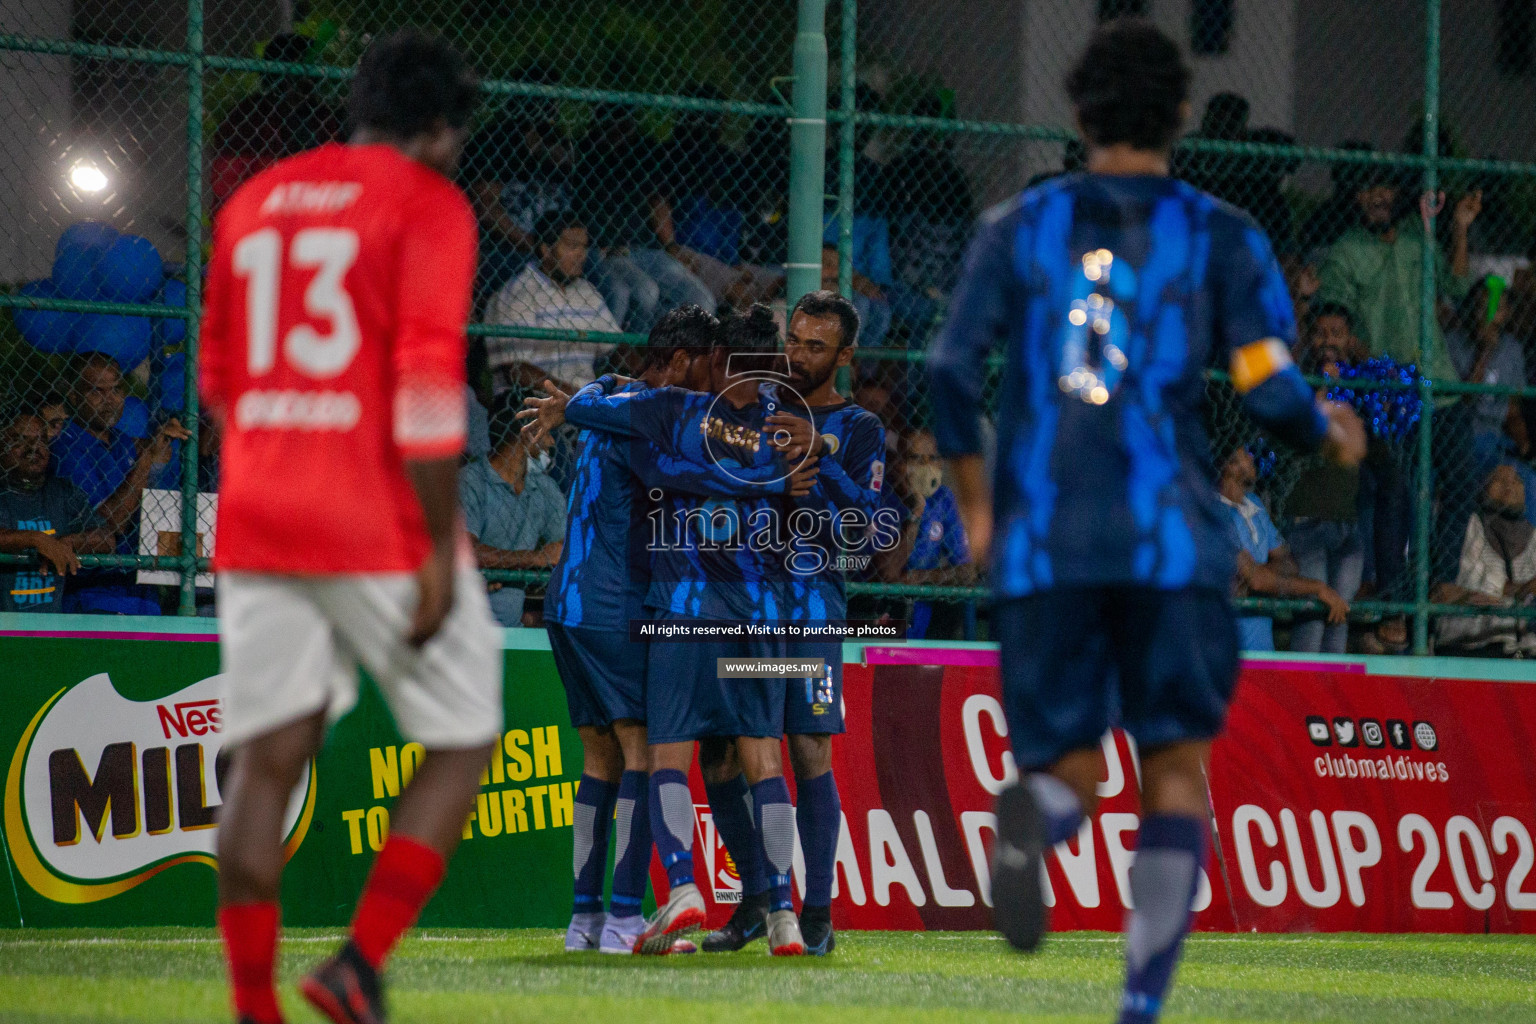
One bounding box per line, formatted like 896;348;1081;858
4;0;1536;654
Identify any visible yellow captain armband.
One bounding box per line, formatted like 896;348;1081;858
1229;338;1295;396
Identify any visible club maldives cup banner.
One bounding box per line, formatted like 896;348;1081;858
673;648;1536;935
3;627;1536;933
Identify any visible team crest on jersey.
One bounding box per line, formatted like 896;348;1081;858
928;520;944;542
869;460;884;492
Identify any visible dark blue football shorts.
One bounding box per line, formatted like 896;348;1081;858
547;622;647;728
645;612;786;744
992;586;1240;771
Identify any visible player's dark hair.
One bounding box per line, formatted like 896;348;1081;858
791;289;860;349
645;305;718;369
535;210;586;250
348;29;478;140
717;303;781;353
1066;19;1189;152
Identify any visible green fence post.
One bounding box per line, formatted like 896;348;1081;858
833;0;856;394
836;0;855;302
786;0;829;311
179;0;205;615
1412;0;1441;654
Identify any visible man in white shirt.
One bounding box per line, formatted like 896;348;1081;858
484;210;621;389
1435;464;1536;655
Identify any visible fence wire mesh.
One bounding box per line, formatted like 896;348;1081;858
3;0;1536;652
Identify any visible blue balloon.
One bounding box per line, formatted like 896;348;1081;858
155;350;187;415
53;243;100;299
12;279;80;353
156;278;188;345
117;395;150;439
96;234;164;303
54;221;119;262
76;313;152;372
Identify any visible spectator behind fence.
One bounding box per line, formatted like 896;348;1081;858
901;429;973;639
1434;464;1536;655
1445;275;1536;513
209;33;341;210
820;213;894;349
37;392;68;446
1286;307;1367;654
852;358;910;458
1315;164;1480;386
461;388;566;627
660;100;788;312
54;353;190;614
459;91;573;306
1176;92;1298;252
1297;141;1377;257
1219;446;1349;650
881;93;976;342
0;408;117;612
578;103;715;332
484;211;620;391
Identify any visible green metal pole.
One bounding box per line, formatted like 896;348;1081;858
179;0;205;616
834;0;856;394
1412;0;1441;654
786;0;829;312
836;0;856;301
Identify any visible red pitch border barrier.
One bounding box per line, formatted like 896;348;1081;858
668;648;1536;934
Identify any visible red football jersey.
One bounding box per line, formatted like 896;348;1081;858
201;143;476;573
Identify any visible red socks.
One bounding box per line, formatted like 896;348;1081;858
350;835;445;970
219;902;282;1024
217;836;442;1023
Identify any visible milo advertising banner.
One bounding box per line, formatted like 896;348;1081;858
0;622;583;928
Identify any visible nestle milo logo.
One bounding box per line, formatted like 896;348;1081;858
5;674;314;904
157;698;222;740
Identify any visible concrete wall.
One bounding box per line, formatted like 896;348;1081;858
0;0;73;282
1022;0;1298;152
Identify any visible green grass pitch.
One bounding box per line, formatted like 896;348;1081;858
0;929;1531;1023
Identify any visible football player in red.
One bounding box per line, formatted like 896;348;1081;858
201;29;497;1024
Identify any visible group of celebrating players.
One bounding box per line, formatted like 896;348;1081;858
194;15;1366;1024
518;292;884;959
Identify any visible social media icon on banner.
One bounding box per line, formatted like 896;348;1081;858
1332;718;1359;747
1413;721;1439;751
1387;719;1412;750
1360;719;1385;748
1306;716;1331;745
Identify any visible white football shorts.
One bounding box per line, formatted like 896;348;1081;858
216;569;503;749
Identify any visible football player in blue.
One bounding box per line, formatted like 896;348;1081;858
928;20;1365;1024
529;306;813;954
698;290;887;956
559;304;815;956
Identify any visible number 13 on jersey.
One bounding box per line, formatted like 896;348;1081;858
232;227;361;378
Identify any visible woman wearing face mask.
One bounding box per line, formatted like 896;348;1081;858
1434;464;1536;656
